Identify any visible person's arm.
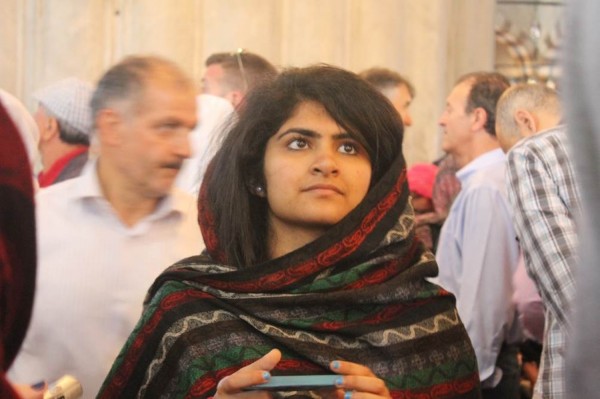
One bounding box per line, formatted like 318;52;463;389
507;146;578;329
512;254;545;343
453;186;519;382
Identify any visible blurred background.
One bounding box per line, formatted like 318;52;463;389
0;0;564;165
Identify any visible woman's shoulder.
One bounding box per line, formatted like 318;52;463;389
146;254;237;299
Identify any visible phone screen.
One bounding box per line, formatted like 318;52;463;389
244;375;339;391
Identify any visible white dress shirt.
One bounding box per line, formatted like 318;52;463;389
9;163;204;398
435;148;520;384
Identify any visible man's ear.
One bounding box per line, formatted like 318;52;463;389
471;107;488;132
95;109;123;146
227;90;245;108
40;117;59;142
514;109;537;137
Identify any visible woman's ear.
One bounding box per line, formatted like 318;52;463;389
248;178;267;198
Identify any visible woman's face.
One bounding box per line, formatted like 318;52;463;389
262;101;372;255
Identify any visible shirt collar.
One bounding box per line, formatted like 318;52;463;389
512;124;567;150
456;148;505;185
73;159;189;221
38;146;88;188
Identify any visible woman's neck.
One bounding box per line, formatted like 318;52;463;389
267;220;327;259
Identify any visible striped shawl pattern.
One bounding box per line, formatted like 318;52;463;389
99;153;480;399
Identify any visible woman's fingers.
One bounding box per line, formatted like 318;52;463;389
216;349;282;396
330;360;376;377
247;348;282;371
329;360;390;399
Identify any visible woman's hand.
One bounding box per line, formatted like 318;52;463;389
329;360;391;399
214;349;281;398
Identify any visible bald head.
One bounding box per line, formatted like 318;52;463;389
496;83;561;152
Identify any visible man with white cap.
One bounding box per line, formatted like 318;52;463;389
32;77;93;188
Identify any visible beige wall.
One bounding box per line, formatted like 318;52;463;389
1;0;496;165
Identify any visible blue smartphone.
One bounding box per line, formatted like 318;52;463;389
244;374;339;391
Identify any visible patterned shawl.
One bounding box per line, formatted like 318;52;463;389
0;102;36;397
99;152;480;399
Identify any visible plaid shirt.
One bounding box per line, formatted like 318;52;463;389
507;125;581;399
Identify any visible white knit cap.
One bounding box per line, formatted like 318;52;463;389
33;77;93;136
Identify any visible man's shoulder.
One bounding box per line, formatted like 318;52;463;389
36;176;82;206
509;126;572;175
513;125;567;154
166;188;205;252
463;160;507;194
170;187;199;216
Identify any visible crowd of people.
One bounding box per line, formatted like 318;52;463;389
0;38;591;399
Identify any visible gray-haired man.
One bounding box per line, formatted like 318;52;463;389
10;55;204;397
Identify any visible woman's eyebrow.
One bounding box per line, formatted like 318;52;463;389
276;128;352;141
276;128;319;140
332;132;353;140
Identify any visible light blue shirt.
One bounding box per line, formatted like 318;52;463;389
435;148;520;384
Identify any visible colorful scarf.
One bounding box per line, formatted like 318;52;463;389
99;152;480;399
0;102;36;398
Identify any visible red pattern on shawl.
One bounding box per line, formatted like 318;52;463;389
390;374;480;399
196;168;406;292
102;289;212;395
0;102;36;396
99;142;481;398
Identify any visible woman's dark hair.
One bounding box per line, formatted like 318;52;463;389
204;65;404;266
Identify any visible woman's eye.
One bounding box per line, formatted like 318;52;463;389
339;142;358;155
288;138;309;150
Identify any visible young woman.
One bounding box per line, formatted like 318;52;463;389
99;65;481;398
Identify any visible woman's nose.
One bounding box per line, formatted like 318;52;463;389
311;150;339;176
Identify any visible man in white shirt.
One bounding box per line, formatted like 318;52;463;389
33;77;94;188
435;72;521;398
175;94;233;194
9;55;204;398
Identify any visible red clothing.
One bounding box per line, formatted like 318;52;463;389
0;99;36;397
38;146;88;188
